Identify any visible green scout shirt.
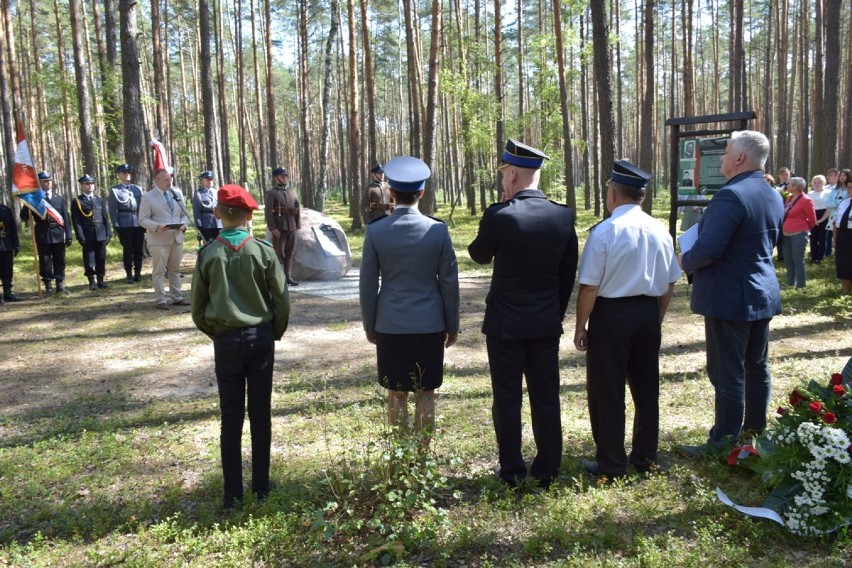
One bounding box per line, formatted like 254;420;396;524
191;227;290;339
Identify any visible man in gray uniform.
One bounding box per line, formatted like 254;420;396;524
193;170;220;243
108;163;145;283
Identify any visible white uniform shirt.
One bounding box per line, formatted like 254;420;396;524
810;189;829;210
834;198;852;230
578;204;681;298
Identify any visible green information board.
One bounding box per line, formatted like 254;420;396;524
696;137;729;193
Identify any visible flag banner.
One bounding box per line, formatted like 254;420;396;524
151;139;170;173
11;121;50;221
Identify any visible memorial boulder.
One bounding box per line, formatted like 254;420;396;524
273;208;351;281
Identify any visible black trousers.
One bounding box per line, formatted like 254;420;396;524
486;335;562;484
116;227;146;275
199;227;220;243
37;241;66;283
0;250;13;290
214;325;274;500
586;296;661;475
81;240;107;279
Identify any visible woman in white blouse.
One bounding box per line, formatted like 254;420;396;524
809;175;830;264
833;177;852;293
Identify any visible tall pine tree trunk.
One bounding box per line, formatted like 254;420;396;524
590;1;616;216
119;0;147;187
317;0;340;212
420;0;442;214
70;0;97;177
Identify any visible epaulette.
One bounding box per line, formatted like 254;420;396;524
368;215;389;225
548;199;572;209
587;220;604;233
425;215;446;224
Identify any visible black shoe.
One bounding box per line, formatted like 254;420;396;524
3;293;21;302
44;284;54;297
133;274;141;282
88;278;97;291
223;494;243;510
581;459;625;479
254;481;277;503
286;278;299;286
97;281;109;289
56;282;67;293
126;275;134;284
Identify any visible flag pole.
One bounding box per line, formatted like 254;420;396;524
27;215;42;299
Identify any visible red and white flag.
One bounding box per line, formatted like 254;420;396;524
151;138;171;173
11;122;38;194
12;121;64;226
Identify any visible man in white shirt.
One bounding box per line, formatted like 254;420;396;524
575;160;681;479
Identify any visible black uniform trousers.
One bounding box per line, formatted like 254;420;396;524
214;325;274;501
199;227;220;243
586;295;661;476
486;335;562;485
81;240;108;279
37;242;67;283
116;227;146;276
0;251;12;289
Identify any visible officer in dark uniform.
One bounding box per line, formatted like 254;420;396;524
361;162;393;224
71;174;112;290
264;167;301;286
20;171;73;296
192;170;220;243
108;163;145;283
468;139;579;489
0;201;21;303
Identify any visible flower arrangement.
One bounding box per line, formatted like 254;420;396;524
734;372;852;536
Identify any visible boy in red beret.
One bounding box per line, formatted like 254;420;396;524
191;184;290;509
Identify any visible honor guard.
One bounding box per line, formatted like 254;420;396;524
21;171;73;296
264;167;301;286
361;162;393;224
109;163;145;283
0;202;21;303
71;174;112;290
193;171;221;243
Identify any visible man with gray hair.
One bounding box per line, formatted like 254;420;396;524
679;130;784;454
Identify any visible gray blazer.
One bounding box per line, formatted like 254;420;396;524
139;187;190;246
360;206;460;335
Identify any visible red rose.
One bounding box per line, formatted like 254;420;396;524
790;391;807;406
831;373;843;385
809;401;823;414
823;412;838;424
777;406;788;416
834;385;846;397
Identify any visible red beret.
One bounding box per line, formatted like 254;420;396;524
217;184;259;210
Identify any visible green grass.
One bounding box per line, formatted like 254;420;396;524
2;195;851;566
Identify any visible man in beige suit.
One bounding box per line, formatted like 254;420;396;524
139;168;191;309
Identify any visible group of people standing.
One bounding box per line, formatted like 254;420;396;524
357;131;793;489
358;139;680;486
771;166;852;291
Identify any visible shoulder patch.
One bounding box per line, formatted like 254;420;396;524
548;199;572;209
425;215;446;224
